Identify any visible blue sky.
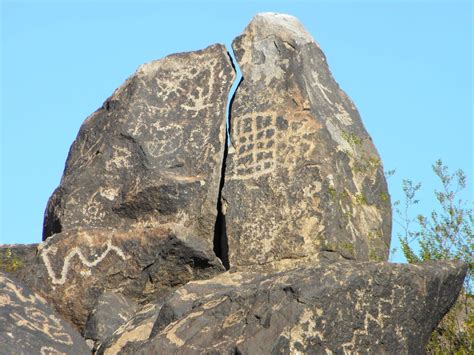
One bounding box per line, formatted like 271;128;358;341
1;0;472;263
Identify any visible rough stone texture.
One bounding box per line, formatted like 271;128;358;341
97;302;162;354
19;227;224;332
0;271;90;354
3;13;467;354
43;44;235;252
84;292;138;351
0;244;38;279
127;260;467;354
222;13;392;270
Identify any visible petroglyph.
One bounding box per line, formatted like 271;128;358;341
43;44;233;240
145;125;184;158
1;272;89;352
41;346;65;355
11;309;73;345
230;113;279;180
1;276;47;305
41;240;127;285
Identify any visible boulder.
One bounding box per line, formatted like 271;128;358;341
96;301;162;354
222;13;392;270
43;44;236;256
19;227;224;332
84;291;138;351
0;271;90;354
127;260;467;354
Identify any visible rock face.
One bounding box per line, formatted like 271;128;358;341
43;44;235;252
19;227;224;332
222;13;391;269
96;302;160;354
0;272;90;354
84;292;138;351
124;261;467;354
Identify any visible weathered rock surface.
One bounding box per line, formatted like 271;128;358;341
84;292;138;351
97;302;162;354
4;12;468;354
0;271;90;354
0;243;38;279
19;227;224;332
43;44;235;253
124;260;467;354
222;13;392;269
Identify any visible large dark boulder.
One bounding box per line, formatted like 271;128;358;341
0;271;90;354
43;44;236;254
19;227;224;332
222;13;391;270
125;260;467;354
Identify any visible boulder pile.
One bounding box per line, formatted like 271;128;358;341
0;13;467;354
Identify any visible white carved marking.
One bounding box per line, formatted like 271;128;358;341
145;125;184;158
41;240;127;285
230;113;278;180
41;346;65;355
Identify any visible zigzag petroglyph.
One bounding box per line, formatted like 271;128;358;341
40;240;127;285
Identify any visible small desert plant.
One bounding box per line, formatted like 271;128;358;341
0;248;23;273
393;159;473;354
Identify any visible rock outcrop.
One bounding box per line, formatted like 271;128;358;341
20;228;223;332
222;13;391;270
0;272;90;354
1;12;468;354
43;44;235;254
101;261;467;354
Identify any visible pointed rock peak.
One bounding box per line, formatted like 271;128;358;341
232;13;320;85
243;12;315;45
224;13;392;269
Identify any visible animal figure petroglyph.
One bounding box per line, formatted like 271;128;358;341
40;240;127;285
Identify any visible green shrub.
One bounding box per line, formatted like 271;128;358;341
393;160;473;353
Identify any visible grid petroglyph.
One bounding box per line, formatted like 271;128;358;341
230;113;280;180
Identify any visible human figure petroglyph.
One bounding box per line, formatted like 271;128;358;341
40;240;127;285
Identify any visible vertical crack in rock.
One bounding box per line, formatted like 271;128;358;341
213;49;243;270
